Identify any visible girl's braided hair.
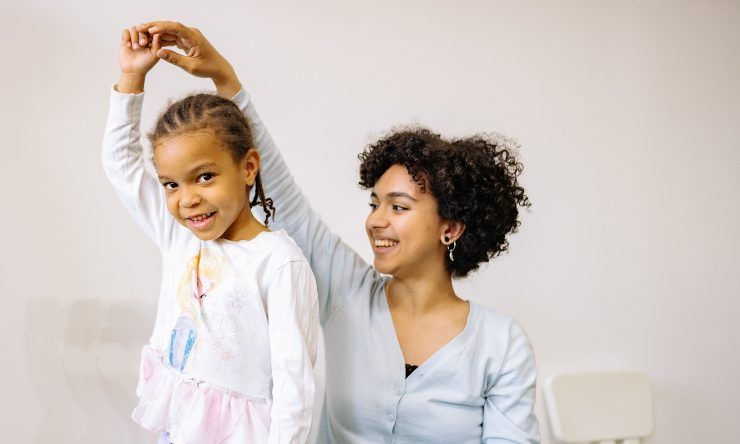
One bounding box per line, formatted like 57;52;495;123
148;93;275;225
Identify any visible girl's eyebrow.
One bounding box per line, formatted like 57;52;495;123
187;162;218;175
157;162;219;181
370;191;418;202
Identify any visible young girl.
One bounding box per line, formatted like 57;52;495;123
102;26;319;444
139;21;539;444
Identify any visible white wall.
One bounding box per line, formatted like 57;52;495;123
2;0;738;442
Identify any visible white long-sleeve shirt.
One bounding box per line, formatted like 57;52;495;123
236;89;541;443
102;86;319;444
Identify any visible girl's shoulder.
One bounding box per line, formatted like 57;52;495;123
241;229;311;276
258;229;309;264
215;229;306;262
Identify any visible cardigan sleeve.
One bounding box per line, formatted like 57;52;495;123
101;86;185;252
233;89;378;325
482;319;540;443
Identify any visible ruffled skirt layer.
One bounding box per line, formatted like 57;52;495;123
132;346;270;444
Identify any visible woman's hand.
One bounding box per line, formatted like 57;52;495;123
136;21;241;97
117;26;161;94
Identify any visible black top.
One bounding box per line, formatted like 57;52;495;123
405;363;418;378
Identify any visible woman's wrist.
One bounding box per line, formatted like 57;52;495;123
212;64;241;98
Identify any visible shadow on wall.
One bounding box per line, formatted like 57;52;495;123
25;298;153;443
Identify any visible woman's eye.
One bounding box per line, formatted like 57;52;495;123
392;204;407;211
197;173;215;183
368;202;378;210
163;182;178;191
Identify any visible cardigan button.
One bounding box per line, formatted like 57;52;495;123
387;414;395;422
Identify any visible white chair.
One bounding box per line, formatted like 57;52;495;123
543;372;653;444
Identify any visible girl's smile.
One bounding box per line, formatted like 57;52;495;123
153;130;264;241
185;211;217;229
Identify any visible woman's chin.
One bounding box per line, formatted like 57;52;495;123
373;258;398;276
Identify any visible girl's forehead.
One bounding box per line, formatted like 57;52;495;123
155;132;230;162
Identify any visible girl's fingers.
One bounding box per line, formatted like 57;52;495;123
121;28;131;48
129;26;139;49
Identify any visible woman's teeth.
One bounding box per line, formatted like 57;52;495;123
374;239;398;247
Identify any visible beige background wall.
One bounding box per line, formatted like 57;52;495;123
2;1;738;442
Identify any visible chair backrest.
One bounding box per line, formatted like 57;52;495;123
543;372;653;444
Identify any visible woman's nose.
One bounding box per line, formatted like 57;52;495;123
367;206;389;229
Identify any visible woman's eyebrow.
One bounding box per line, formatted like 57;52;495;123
371;191;418;202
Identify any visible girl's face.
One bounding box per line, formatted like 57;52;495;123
365;164;452;278
154;131;258;241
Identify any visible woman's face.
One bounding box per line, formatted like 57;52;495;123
365;164;449;278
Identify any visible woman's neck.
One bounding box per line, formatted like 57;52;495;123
387;272;461;315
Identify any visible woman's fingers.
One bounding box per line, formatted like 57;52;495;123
151;33;161;55
156;48;194;73
137;21;190;39
160;32;178;43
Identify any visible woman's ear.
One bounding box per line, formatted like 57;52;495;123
242;148;260;187
440;220;466;245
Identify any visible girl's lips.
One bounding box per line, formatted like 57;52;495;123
186;212;216;229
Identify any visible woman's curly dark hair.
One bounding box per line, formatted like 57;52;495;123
358;127;530;278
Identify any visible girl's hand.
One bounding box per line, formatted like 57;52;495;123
136;21;241;97
117;26;161;93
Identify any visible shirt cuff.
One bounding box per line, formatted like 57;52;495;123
231;87;251;109
109;83;144;121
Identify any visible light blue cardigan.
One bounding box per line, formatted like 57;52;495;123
236;88;540;444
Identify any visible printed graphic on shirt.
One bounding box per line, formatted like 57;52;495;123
167;249;223;372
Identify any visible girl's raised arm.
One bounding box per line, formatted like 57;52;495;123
141;21;381;324
102;28;185;251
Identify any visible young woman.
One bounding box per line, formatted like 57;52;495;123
136;21;540;443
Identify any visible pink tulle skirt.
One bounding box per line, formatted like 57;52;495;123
132;346;271;443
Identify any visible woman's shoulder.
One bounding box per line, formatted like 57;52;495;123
468;302;533;348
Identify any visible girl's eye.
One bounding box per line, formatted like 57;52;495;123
197;173;215;184
163;182;178;191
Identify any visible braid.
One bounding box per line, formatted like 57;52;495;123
250;172;276;225
149;93;277;226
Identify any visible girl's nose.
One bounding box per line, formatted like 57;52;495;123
179;186;202;208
